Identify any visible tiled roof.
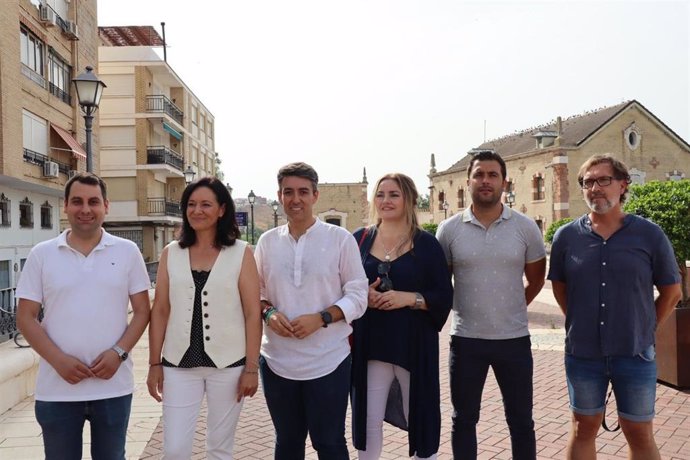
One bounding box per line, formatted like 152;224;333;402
99;26;165;47
442;100;634;173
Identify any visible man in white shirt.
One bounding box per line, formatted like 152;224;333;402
255;162;368;460
16;173;151;460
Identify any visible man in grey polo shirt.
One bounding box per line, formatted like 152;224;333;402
437;150;546;460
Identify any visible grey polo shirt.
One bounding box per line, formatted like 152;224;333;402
437;206;546;340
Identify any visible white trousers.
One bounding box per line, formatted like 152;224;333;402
358;360;436;460
162;366;244;460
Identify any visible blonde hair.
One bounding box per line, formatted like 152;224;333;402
369;173;421;238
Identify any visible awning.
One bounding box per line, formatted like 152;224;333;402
51;124;87;161
163;121;183;140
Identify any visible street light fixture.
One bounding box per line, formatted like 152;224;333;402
506;191;516;208
72;66;106;173
271;200;279;228
225;183;233;197
248;190;256;245
183;165;196;184
442;200;449;220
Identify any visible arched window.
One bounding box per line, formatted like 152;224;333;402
532;175;545;201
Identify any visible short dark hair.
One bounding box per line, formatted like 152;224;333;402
577;154;632;203
178;177;240;248
467;150;507;180
277;162;319;191
64;172;108;201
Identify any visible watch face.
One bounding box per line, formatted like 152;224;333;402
321;311;333;326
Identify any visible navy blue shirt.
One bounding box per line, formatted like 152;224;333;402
548;214;680;358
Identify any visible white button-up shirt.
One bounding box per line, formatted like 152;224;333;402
255;219;368;380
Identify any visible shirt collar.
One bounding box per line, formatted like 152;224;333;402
462;204;512;224
57;228;115;250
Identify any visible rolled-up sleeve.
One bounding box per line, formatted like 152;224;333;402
335;235;368;323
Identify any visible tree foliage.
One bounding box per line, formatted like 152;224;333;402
623;180;690;305
421;222;438;235
544;218;573;244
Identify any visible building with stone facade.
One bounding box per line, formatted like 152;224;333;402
0;0;98;296
98;26;218;262
315;173;369;233
429;100;690;232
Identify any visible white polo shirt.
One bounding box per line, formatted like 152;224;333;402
255;219;368;380
16;229;150;401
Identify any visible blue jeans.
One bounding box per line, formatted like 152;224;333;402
565;345;657;422
260;355;351;460
449;336;536;460
35;394;132;460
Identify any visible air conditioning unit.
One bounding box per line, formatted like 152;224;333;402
68;169;79;179
39;5;56;26
63;21;79;40
43;161;59;178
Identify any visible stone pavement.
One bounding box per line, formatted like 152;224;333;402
2;282;689;459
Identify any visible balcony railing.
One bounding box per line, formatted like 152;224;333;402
49;82;72;105
23;148;70;175
146;146;184;171
148;198;182;218
21;63;46;88
0;288;17;344
146;95;183;124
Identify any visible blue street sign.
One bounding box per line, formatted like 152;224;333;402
236;211;248;227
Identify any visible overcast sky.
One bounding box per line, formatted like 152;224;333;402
98;0;690;200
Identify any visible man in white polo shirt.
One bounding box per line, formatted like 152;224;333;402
16;172;151;460
436;150;546;460
255;162;368;459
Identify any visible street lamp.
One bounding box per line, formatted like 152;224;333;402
248;190;256;245
72;66;106;173
225;183;233;197
506;191;516;208
183;165;196;184
442;200;449;220
271;200;279;228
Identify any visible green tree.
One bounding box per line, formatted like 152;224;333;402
623;180;690;306
422;222;438;235
544;218;573;244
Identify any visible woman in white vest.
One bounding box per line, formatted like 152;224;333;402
146;177;262;460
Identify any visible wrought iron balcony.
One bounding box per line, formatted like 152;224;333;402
146;95;183;124
23;148;70;175
146;146;184;171
49;82;72;105
148;198;182;218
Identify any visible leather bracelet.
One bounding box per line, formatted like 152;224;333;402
243;370;259;375
149;362;162;367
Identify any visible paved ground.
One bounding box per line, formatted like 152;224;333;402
2;283;689;459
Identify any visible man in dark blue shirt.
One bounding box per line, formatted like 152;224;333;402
548;154;681;459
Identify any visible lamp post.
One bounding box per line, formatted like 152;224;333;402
271;200;279;228
183;165;196;184
442;200;449;220
225;183;233;197
248;190;256;245
72;66;106;173
506;191;516;208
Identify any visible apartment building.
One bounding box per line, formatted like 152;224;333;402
0;0;98;297
98;26;218;262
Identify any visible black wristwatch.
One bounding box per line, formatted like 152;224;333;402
111;345;128;361
320;310;333;328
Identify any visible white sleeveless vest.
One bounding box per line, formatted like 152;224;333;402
163;240;247;367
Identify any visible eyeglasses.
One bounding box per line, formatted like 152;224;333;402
579;176;618;190
377;262;393;292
